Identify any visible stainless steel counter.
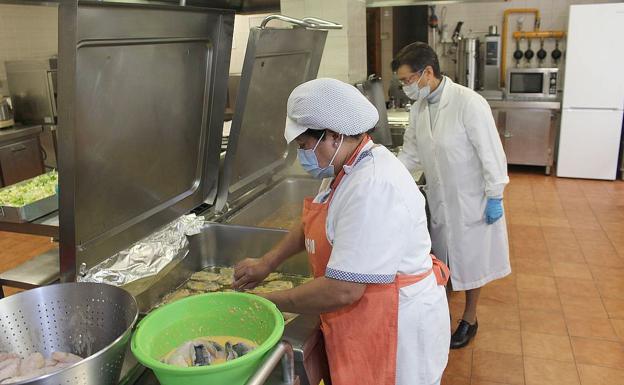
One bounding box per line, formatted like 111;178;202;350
487;98;561;174
487;99;561;110
0;125;42;143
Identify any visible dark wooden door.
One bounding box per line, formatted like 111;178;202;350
393;5;429;55
366;8;382;77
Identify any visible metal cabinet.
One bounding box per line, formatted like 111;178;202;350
490;101;560;175
0;137;44;186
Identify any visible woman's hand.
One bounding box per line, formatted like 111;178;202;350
233;257;273;290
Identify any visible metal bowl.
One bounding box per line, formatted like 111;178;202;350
0;282;138;385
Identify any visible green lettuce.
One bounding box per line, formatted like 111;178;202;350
0;171;58;207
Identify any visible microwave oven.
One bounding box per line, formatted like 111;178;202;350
505;68;558;99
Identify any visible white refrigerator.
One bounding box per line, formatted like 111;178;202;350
556;3;624;180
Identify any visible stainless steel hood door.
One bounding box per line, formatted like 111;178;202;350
58;1;233;281
216;24;328;213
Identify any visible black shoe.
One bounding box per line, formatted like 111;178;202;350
450;319;478;349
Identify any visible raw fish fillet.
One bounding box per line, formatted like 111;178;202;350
18;352;45;375
51;352;82;364
0;359;20;382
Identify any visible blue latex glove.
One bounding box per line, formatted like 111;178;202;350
485;198;503;224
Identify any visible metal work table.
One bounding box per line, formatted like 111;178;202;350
0;124;43;144
0;211;58;237
386;109;409;147
487;98;562;175
0;124;57;236
487;99;561;110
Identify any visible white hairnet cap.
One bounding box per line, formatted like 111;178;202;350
284;78;379;144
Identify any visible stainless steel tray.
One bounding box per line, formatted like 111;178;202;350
0;193;58;223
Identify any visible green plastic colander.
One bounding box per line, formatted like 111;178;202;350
131;292;284;385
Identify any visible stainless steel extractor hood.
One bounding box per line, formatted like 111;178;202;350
155;0;280;12
367;0;505;7
1;0;280;13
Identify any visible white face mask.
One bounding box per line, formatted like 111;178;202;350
403;70;431;101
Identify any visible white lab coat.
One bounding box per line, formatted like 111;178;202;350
398;77;511;291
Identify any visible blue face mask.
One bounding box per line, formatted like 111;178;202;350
297;131;344;179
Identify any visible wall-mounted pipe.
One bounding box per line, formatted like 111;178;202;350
512;31;565;40
501;8;540;87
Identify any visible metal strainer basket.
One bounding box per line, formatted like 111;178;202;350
0;282;138;385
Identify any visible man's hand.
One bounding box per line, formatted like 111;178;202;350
485;198;503;224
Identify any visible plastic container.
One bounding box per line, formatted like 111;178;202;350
131;292;284;385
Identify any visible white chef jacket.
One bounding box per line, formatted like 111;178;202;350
313;141;450;385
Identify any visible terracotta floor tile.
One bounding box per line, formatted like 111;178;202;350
581;245;624;267
518;291;562;313
577;364;624;385
507;187;535;201
524;357;580;385
571;337;624;369
471;380;513;385
588;266;624;282
552;262;593;280
520;309;568;336
510;224;544;240
442;374;471;385
568;217;603;230
595;254;624;269
541;225;575;237
472;350;524;385
566;317;619;341
556;277;601;298
472;329;522;355
611;319;624;340
509;215;541;226
545;239;585;262
521;331;574;362
516;274;558;297
533;188;559;200
508;200;537;212
559;295;608;319
479;284;519;306
539;217;571;228
513;240;548;259
490;272;517;287
573;229;609;243
476;304;521;331
603;298;624;320
595;278;624;300
513;258;554;277
445;347;473;379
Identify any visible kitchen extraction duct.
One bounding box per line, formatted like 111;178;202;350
156;0;280;12
367;0;504;7
1;0;280;13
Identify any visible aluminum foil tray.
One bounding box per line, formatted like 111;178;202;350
0;193;58;223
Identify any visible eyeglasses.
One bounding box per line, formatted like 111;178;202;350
395;67;427;86
398;71;422;87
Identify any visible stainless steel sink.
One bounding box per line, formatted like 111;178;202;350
225;177;321;229
124;222;327;385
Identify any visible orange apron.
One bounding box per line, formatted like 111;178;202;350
301;136;449;385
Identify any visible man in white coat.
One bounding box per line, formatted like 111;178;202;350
391;42;511;349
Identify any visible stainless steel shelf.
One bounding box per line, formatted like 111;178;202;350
0;211;59;237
